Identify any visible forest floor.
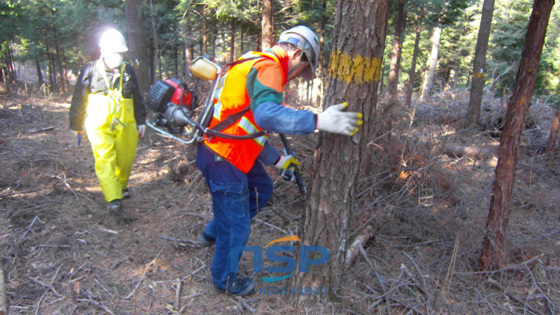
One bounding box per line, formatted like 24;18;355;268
0;84;559;314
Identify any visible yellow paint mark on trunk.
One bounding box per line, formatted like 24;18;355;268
328;50;381;84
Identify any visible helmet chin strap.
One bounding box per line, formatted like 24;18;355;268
288;61;305;78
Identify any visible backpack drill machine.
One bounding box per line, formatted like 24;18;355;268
144;56;221;145
144;56;307;196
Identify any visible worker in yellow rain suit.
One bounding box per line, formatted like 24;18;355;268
69;28;146;213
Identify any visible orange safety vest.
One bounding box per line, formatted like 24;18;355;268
204;50;287;173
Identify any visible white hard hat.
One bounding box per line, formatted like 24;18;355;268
278;25;320;79
99;28;128;54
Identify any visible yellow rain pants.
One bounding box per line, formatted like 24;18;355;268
85;90;138;202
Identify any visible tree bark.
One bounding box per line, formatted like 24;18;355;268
404;7;423;108
480;0;554;271
313;0;329;105
7;43;16;85
47;44;57;94
180;4;195;77
420;25;441;101
35;58;43;86
173;44;179;78
184;40;193;74
388;0;406;104
0;60;5;84
202;5;208;55
125;0;150;93
210;30;216;57
466;0;495;127
149;0;161;81
52;24;67;93
229;20;236;62
240;27;245;57
261;0;274;49
289;0;389;305
443;68;455;92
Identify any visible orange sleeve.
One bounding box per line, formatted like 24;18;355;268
253;59;284;92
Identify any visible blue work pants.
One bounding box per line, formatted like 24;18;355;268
196;145;273;290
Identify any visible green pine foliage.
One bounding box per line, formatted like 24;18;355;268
487;0;532;97
1;0;560;102
536;4;560;101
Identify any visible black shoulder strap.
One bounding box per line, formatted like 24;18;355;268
207;106;267;140
205;55;271;140
211;107;250;132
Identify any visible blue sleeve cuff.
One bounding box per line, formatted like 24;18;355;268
253;102;316;135
258;141;281;165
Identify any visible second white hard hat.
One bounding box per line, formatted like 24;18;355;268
99;28;128;54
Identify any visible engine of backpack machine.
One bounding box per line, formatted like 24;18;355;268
144;57;222;144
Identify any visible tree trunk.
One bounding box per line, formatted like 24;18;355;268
404;7;423;108
35;58;43;86
125;0;151;92
7;43;16;85
240;27;244;56
149;0;161;81
315;0;329;105
289;0;389;305
48;57;55;93
480;0;554;271
47;46;58;94
229;20;236;62
466;0;495;127
202;5;208;55
180;5;195;77
443;68;452;91
61;47;70;91
174;44;179;78
420;25;441;101
261;0;274;49
210;31;216;57
184;41;193;73
545;102;560;153
388;0;406;104
0;59;5;83
52;25;66;93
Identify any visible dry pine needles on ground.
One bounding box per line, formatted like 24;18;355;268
0;88;559;314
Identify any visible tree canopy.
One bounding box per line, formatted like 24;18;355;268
1;0;559;101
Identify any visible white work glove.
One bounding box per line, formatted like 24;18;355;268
317;102;363;136
137;124;146;139
274;154;300;171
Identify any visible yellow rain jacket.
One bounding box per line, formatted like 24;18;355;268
69;60;146;202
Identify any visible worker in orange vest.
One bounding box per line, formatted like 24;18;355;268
196;25;362;296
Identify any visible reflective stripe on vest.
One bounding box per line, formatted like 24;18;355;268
212;75;228;121
204;51;284;173
238;116;266;146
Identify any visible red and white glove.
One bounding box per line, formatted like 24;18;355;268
137;124;146;139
